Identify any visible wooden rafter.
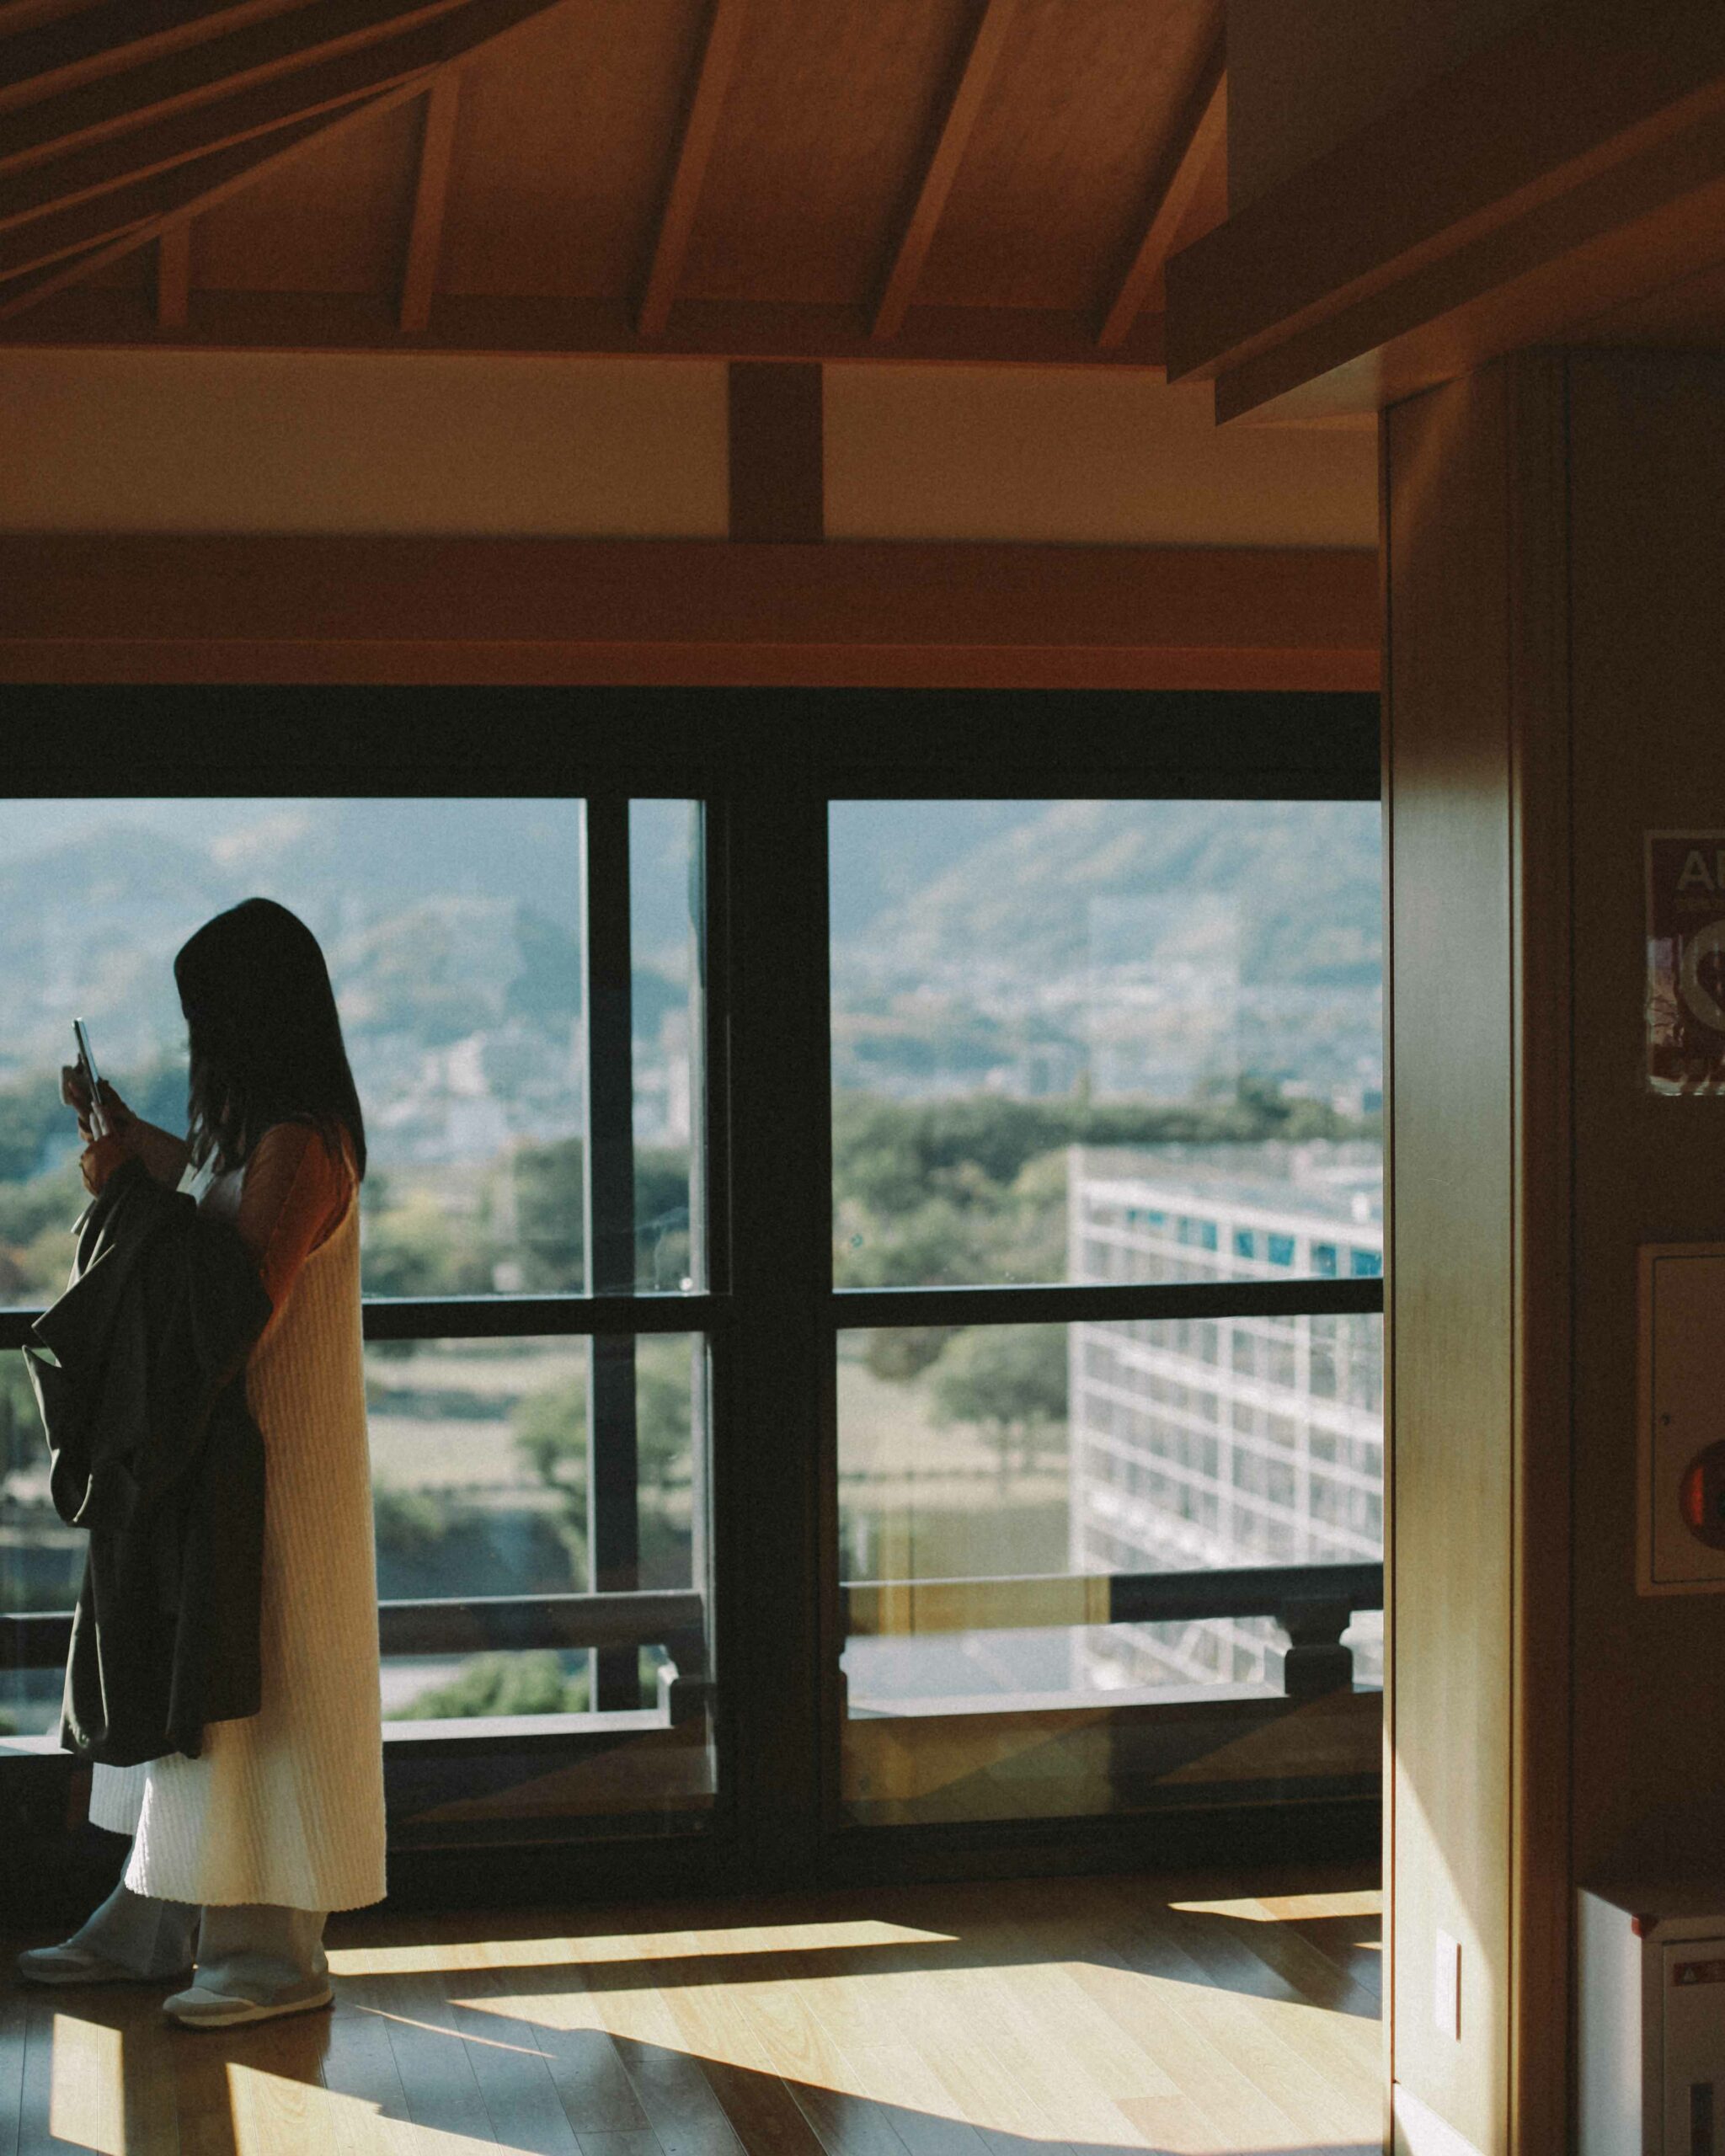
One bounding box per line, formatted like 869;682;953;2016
398;67;459;332
872;0;1018;342
0;0;480;172
635;0;747;343
155;217;190;327
0;0;568;320
0;36;438;231
0;88;419;310
0;0;299;117
1097;30;1224;351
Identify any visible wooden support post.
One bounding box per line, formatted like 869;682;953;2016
728;360;822;542
155;221;190;329
399;70;460;334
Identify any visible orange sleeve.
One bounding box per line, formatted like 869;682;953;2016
235;1123;354;1313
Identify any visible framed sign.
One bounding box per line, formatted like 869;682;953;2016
1648;831;1725;1093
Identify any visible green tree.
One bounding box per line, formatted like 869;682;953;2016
831;1080;1371;1296
510;1337;695;1582
0;1353;42;1491
512;1139;692;1293
372;1480;460;1560
515;1136;584;1290
361;1189;495;1299
0;1081;61;1182
396;1650;590;1718
929;1325;1068;1494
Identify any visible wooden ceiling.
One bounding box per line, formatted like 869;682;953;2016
0;0;1224;365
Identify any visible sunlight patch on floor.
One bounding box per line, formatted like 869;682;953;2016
1169;1891;1381;1921
328;1916;953;1978
48;2011;124;2155
227;2067;496;2155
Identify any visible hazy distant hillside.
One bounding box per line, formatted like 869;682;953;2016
0;821;595;1079
201;800;589;936
839;799;1381;985
0;826;239;1070
0;797;697;947
827;803;1049;942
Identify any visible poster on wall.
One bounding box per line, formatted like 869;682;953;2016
1648;831;1725;1092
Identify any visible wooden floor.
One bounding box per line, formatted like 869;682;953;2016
0;1866;1381;2156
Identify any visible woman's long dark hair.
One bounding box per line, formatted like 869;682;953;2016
174;898;366;1181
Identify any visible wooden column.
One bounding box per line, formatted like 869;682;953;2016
1385;350;1725;2156
728;360;823;542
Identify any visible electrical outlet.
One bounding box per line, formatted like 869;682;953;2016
1434;1929;1461;2041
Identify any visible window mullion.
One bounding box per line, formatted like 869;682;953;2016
580;794;641;1709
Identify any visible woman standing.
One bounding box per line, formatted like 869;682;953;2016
15;898;386;2029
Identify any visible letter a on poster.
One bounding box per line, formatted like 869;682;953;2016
1648;831;1725;1092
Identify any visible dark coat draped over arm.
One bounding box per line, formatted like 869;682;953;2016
24;1157;274;1768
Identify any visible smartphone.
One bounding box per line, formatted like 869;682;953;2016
72;1019;107;1139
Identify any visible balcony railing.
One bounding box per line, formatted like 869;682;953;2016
2;1559;1382;1743
845;1559;1381;1699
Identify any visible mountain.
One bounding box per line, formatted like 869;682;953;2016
827;802;1049;942
836;798;1383;987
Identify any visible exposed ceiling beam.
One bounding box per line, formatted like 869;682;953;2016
0;286;1171;368
0;40;434;228
635;0;747;343
0;536;1381;693
0;0;301;115
872;0;1018;342
1097;31;1224;351
1166;0;1725;418
398;67;459;332
0;0;480;169
0;0;569;319
0;83;424;310
155;216;190;327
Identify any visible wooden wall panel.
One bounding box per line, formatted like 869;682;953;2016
1385;366;1517;2156
824;366;1377;548
0;349;729;536
1377;350;1725;2156
1565;353;1725;1881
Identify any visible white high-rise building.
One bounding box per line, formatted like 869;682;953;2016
1066;1144;1384;1690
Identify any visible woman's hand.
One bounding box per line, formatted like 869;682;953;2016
61;1069;136;1145
60;1063;92;1133
63;1072;140;1194
79;1132;131;1196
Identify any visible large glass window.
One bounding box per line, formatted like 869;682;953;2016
0;707;1385;1888
0;797;714;1835
832;798;1383;1827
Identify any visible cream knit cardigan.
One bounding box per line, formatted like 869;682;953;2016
88;1145;387;1912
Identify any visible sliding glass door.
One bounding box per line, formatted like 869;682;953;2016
0;688;1384;1896
828;798;1383;1830
0;793;719;1849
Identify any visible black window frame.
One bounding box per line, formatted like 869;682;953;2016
0;685;1382;1913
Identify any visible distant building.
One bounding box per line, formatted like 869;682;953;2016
1066;1145;1384;1690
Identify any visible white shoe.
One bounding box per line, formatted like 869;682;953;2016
163;1979;333;2030
18;1942;192;1987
